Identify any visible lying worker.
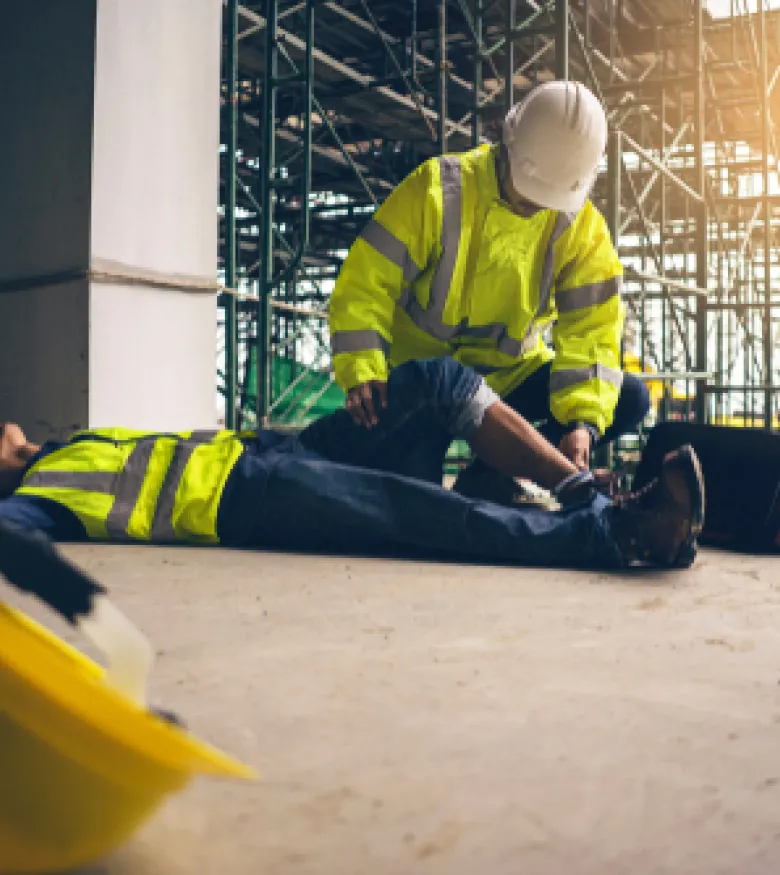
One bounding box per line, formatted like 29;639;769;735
329;80;650;495
0;357;703;570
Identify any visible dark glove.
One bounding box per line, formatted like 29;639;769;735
0;519;105;623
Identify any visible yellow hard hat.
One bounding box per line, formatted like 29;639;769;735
0;523;254;874
0;601;255;874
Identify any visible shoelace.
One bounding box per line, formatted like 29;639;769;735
611;476;659;511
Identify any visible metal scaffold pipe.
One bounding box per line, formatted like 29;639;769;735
555;0;569;80
225;0;239;429
505;0;515;112
694;0;709;424
472;0;483;148
256;0;315;425
607;130;622;248
759;0;774;429
437;0;447;153
257;0;278;424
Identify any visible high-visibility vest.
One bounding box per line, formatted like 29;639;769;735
329;144;625;435
15;428;247;544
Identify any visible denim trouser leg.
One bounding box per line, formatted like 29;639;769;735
299;358;497;483
221;356;625;567
244;450;625;568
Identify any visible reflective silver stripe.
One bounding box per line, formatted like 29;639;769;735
360;218;421;283
152;431;241;541
22;442;155;538
549;363;624;393
397;285;413;312
22;470;116;492
105;440;156;540
429;156;462;319
537;211;575;320
22;435;216;543
455;322;522;357
406;156;462;338
150;440;199;542
513;211;575;357
556;276;622;314
332;329;389;356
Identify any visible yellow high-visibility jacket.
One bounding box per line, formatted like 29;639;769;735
15;428;246;544
329;144;625;435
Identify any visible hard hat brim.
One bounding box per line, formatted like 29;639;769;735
0;601;255;873
509;159;591;214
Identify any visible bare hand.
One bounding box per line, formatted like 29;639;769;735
558;427;592;470
345;380;388;428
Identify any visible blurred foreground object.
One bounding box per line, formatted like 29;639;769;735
0;519;254;874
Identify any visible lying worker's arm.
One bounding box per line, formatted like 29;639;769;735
0;494;88;540
550;202;625;438
0;517;104;622
328;158;441;391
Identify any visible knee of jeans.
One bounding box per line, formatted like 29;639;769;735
425;357;484;411
389;357;482;432
396;357;458;399
389;358;434;399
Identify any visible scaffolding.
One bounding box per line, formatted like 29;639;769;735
218;0;780;434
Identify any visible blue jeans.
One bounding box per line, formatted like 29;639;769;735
220;358;626;569
298;357;487;484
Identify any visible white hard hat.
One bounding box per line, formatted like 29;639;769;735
502;80;608;213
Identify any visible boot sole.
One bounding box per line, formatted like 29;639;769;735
675;444;706;537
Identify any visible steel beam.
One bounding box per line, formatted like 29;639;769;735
625;268;709;297
633;371;713;382
620;132;705;204
473;0;483;148
619;122;692;235
555;0;569;80
322;1;476;95
693;0;708;424
759;0;774;428
257;0;278;423
437;0;447;152
236;4;474;141
606;130;622;247
505;0;516;113
225;0;239;429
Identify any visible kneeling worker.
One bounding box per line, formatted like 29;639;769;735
329;80;650;488
0;357;702;570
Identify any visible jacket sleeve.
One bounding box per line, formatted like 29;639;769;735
0;496;88;541
550;203;625;436
329;158;441;391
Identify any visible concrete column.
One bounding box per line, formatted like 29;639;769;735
0;0;222;441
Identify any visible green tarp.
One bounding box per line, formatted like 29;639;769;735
243;352;345;424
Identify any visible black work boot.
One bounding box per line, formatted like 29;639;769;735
608;444;705;568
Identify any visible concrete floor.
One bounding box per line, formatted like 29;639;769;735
10;545;780;874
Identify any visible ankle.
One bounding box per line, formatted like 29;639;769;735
552;469;597;507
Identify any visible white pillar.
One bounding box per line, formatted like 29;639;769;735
0;0;222;442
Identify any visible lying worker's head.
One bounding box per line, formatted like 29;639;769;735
502;80;607;214
0;423;39;497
